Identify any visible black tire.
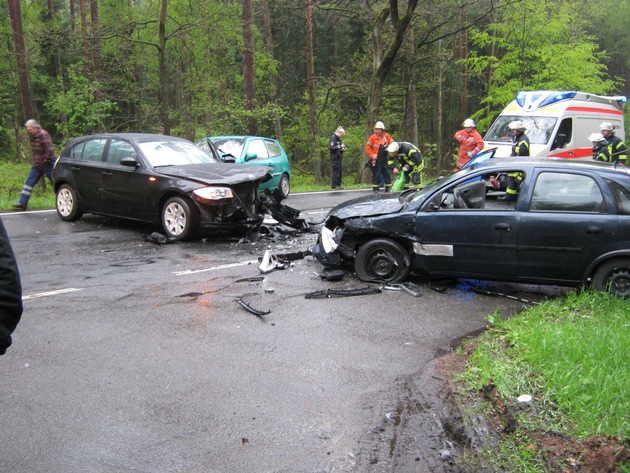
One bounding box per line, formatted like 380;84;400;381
591;258;630;298
56;184;82;221
278;173;290;199
162;196;197;241
355;238;411;283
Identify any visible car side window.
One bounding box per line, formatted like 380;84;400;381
70;142;85;159
530;172;604;212
265;141;282;158
77;139;107;162
606;179;630;215
248;140;269;160
107;140;137;164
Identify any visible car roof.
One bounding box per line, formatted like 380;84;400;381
469;156;630;176
203;136;279;142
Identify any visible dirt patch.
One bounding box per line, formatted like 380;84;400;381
402;348;630;473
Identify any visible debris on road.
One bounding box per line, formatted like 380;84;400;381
305;286;382;299
235;299;270;319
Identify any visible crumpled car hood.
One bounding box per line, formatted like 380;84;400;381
328;193;404;220
155;163;271;186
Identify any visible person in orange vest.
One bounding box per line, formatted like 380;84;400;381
454;118;484;171
365;121;393;193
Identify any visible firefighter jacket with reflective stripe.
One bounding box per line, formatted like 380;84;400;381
607;135;627;164
387;142;423;169
511;132;530;157
592;142;610;162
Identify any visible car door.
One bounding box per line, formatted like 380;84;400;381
243;139;279;185
99;139;152;219
517;170;617;283
413;176;519;278
69;138;108;212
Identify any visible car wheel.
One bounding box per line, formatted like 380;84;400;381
162;196;197;241
592;258;630;298
56;184;82;221
278;173;290;199
355;238;411;283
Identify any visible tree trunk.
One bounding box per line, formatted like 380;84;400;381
403;24;417;144
7;0;35;122
158;0;170;135
78;0;93;81
259;0;282;139
366;0;418;134
305;0;320;181
242;0;258;135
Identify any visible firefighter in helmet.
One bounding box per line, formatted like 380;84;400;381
599;122;627;165
454;118;484;171
365;121;393;193
386;141;424;189
498;120;529;202
588;132;610;162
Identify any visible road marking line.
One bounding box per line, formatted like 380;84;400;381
23;288;83;300
173;260;258;276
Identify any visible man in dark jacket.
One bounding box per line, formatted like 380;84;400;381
329;126;346;189
13;119;56;211
0;219;23;355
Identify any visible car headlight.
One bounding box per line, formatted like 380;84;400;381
193;187;234;201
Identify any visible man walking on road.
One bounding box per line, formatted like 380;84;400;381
13;119;56;211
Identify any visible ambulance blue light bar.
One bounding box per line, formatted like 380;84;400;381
538;92;577;107
515;91;577;108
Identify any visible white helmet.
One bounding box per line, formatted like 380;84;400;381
374;121;385;130
462;118;476;128
508;120;526;131
588;132;607;143
599;122;614;132
386;142;400;155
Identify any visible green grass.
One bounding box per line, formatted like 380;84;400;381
0;161;56;210
458;290;629;470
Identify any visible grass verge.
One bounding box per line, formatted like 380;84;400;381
454;290;629;471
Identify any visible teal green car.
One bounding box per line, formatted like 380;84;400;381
197;136;291;199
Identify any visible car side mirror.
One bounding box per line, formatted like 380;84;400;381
220;154;236;164
244;153;257;162
120;157;138;167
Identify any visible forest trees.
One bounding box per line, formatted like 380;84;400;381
1;0;626;179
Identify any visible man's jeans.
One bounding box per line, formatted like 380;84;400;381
18;162;54;207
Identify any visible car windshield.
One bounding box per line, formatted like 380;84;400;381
210;138;245;157
139;140;218;167
401;175;454;205
485;115;558;145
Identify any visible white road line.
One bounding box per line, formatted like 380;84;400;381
23;288;83;300
173;260;259;276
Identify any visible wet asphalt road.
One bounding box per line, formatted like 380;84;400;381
0;190;569;472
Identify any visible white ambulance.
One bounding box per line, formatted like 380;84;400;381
483;91;627;158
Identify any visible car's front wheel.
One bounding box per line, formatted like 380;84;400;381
278;173;290;199
162;196;197;241
56;184;82;221
355;238;411;283
592;258;630;298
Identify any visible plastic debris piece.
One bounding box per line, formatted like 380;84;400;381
235;299;270;318
517;394;533;403
305;286;382;299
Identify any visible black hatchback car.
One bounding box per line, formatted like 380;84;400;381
52;133;272;240
313;157;630;297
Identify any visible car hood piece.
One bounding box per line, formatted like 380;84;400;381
156;163;271;185
328;193;404;220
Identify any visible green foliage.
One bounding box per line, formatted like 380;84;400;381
468;0;620;129
45;65;118;138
